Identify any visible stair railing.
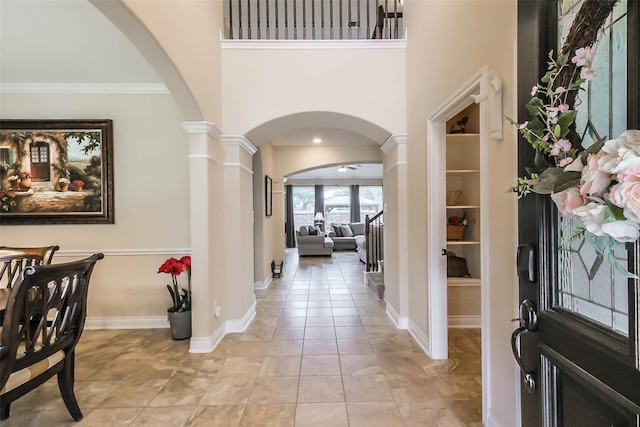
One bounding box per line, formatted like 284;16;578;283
225;0;404;40
364;210;383;272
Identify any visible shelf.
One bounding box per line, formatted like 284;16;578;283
447;240;480;245
446;169;480;174
447;277;481;286
446;205;479;209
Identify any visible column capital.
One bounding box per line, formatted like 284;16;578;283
181;121;223;139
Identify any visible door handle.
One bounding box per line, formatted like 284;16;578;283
511;299;537;393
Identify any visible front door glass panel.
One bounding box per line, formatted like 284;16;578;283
555;1;629;336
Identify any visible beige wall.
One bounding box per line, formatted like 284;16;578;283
405;1;518;425
122;0;223;124
0;92;189;320
221;45;406;136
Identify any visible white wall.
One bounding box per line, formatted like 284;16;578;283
0;92;189;323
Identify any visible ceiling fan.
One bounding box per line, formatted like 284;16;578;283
337;164;361;173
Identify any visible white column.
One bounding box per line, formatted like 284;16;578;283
182;121;224;353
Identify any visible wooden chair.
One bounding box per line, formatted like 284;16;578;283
0;246;60;288
0;253;104;421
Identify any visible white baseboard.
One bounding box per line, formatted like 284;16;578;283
85;316;168;330
408;318;431;357
448;315;481;328
486;410;508;427
189;324;226;353
384;301;407;329
254;274;272;290
226;302;256;333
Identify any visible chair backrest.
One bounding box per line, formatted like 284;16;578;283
0;246;59;289
0;253;103;390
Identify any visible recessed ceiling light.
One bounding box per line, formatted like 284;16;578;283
312;138;322;144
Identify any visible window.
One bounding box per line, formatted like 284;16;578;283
324;186;351;225
292;186;315;231
359;186;383;222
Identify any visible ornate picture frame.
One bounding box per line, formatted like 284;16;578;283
0;119;114;225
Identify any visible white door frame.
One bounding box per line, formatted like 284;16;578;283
427;65;502;423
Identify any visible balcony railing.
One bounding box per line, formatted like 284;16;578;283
224;0;404;40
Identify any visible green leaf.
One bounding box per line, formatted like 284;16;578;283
553;171;581;192
534;150;552;170
554;124;562;138
541;71;553;83
533;167;563;194
604;205;626;223
526;97;544;117
557;110;577;129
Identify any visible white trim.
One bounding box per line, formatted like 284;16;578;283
221;39;406;50
188;303;256;353
448;315;482;328
384;301;407;329
226;302;257;333
189;325;226;353
0;83;169;95
181;121;223;139
222;135;258;155
254;274;273;290
407;318;430;357
53;248;190;257
383;161;407;175
85;315;168;330
486;411;508;427
188;154;219;163
380;134;407;154
223;162;254;175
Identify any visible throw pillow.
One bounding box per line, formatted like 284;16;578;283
308;226;318;235
340;225;354;237
350;222;365;236
332;224;342;237
299;226;309;236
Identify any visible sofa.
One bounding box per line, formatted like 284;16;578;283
296;225;334;256
328;222;365;251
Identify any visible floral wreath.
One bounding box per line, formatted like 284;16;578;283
510;44;639;277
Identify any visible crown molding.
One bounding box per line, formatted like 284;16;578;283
381;134;407;154
222;135;258;155
181;121;223;139
0;83;169;95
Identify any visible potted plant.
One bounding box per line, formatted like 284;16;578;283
72;179;84;191
19;171;32;191
58;177;70;192
157;256;192;339
8;175;20;190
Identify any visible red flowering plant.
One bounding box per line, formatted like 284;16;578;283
157;256;192;312
0;190;17;212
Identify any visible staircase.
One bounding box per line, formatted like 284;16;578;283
364;210;384;299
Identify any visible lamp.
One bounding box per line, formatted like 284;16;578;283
314;212;325;231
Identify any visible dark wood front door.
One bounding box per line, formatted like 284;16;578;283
516;0;640;425
30;141;50;182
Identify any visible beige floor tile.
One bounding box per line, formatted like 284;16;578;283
259;356;302;377
129;406;194;426
300;355;341;376
148;374;212;407
339;354;383;375
346;401;405;427
239;404;295;427
337;338;375;355
298;376;345;402
185;405;244;427
294;403;349;427
198;377;256;405
78;407;142;425
248;377;299;404
267;339;304;356
303;339;338;355
343;375;394;402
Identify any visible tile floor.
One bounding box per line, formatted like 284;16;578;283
3;251;482;426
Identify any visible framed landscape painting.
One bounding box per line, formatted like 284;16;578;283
0;119;114;224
